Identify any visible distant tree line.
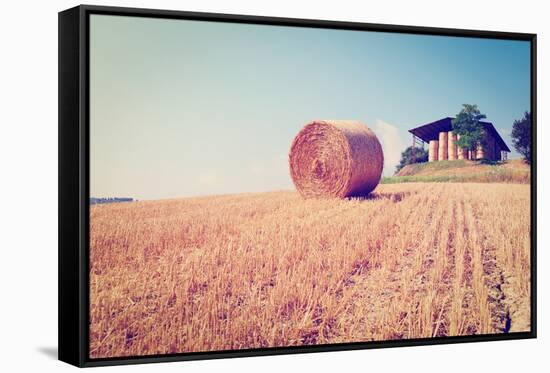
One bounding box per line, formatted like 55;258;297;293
90;197;134;205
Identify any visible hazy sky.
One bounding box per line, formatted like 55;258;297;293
90;15;530;200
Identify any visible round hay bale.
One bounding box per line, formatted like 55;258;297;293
289;120;383;198
429;140;439;162
447;131;457;160
438;131;448;160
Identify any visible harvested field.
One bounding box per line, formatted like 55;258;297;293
89;183;531;358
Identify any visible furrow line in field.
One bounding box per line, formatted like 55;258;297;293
295;197;415;344
461;189;494;334
459;192;479;335
431;189;459;337
409;185;452;338
447;192;467;336
471;193;510;333
360;184;444;340
334;185;439;341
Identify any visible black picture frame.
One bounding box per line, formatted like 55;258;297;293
59;4;537;368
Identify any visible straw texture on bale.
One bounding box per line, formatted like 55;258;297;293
438;131;448;160
447;131;457;160
429;140;439;162
289;120;383;198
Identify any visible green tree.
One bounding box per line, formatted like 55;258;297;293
511;111;531;163
395;146;428;172
452;104;487;152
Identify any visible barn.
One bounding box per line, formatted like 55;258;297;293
409;117;511;162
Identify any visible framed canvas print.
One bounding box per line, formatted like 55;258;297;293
58;5;537;367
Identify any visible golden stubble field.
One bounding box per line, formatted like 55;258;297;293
89;183;531;358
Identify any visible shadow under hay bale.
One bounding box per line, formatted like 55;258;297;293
352;191;416;203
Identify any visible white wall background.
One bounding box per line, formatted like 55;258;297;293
0;0;546;371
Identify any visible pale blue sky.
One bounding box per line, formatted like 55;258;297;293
90;14;530;200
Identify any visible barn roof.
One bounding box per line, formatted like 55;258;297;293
409;117;511;152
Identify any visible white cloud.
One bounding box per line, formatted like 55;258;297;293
498;127;512;137
370;120;406;176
